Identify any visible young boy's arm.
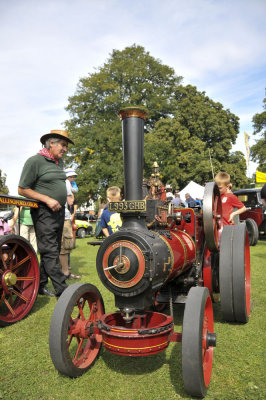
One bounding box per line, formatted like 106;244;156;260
228;205;246;223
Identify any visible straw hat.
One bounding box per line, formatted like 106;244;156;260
40;129;74;145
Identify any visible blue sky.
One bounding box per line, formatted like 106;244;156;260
0;0;265;194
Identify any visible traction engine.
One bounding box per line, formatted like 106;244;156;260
0;195;40;326
49;107;251;398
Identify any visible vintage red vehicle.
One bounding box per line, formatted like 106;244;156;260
49;107;251;398
233;188;265;245
0;195;40;326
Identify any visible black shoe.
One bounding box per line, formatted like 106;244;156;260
38;287;56;297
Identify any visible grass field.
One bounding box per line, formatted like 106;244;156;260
0;237;265;400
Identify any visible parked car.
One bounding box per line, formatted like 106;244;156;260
75;219;93;238
74;212;88;222
233;188;266;244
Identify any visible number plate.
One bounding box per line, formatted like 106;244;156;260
109;200;146;212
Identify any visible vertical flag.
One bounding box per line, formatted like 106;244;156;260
244;132;250;165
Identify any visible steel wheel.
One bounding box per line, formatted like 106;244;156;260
245;218;259;246
219;224;250;323
182;287;216;398
232;223;251;323
203;182;223;252
49;283;105;377
219;225;235;321
0;234;39;326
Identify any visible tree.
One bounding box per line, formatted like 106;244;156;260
251;95;266;172
144;85;247;188
64;45;247;201
0;169;9;194
65;45;182;202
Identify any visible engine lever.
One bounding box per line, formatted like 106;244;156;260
104;244;124;270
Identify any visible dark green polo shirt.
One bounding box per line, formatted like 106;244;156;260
19;155;67;206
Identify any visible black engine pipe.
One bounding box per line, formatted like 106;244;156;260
118;107;147;230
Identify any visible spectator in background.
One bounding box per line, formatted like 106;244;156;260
165;184;174;202
185;193;197;208
10;205;37;253
18;129;74;297
101;186;122;237
171;193;182;208
195;198;203;207
59;176;80;279
64;168;79;273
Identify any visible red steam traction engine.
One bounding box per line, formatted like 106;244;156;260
49;107;251;398
0;195;40;326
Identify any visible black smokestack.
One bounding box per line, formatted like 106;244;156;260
118;107;147;201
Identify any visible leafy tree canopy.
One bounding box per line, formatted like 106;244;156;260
251;94;266;172
64;44;247;202
0;169;9;194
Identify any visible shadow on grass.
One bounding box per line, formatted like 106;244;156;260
31;294;50;313
101;347;166;375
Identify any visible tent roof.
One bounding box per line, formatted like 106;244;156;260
178;181;205;202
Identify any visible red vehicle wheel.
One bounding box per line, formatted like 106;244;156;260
0;234;39;326
49;283;105;377
182;287;216;398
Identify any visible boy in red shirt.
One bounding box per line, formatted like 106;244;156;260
214;172;246;225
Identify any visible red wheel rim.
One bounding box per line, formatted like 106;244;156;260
0;237;39;324
67;292;104;368
244;232;251;316
202;295;214;387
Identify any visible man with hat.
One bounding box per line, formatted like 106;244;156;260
18;129;74;297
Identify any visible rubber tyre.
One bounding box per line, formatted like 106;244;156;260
219;225;235;322
219;224;251;323
77;228;86;239
245;218;259;246
182;287;215;398
232;223;251;323
49;283;105;377
0;234;39;326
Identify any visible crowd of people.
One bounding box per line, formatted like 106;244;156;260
8;127;265;298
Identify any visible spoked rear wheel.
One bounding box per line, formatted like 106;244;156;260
49;283;105;377
0;235;39;326
219;224;250;323
182;287;216;398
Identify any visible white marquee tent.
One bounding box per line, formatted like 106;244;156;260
178;181;205;203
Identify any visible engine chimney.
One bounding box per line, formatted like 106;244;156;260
118;107;147;200
118;107;147;230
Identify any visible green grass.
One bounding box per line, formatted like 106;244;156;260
0;238;265;400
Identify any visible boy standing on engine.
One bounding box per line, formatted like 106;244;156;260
214;172;246;225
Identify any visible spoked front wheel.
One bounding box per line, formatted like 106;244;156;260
49;283;105;377
0;235;39;326
182;287;216;398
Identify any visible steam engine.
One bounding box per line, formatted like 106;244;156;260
96;108;200;317
49;107;251;399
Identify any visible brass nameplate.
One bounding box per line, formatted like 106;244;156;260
109;200;146;212
0;195;39;208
